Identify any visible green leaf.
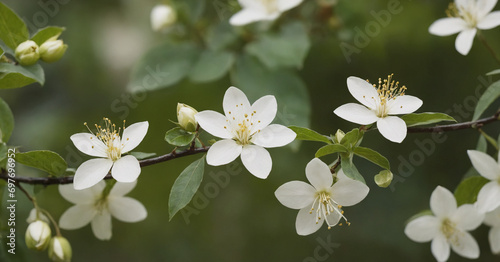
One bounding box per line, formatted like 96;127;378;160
245;22;310;70
128;152;156;160
472;80;500;121
454;176;489;206
288;126;331;144
340;128;362;148
340;153;365;183
315;144;348;158
169;155;205;220
188;50;235;83
0;96;14;142
177;0;206;22
165;127;196;146
0;63;44;88
401;113;456;127
15;150;67;176
206;22;238;51
30;26;65;46
353;147;390;170
0;142;6;163
374;170;393;188
0;45;3;57
0;2;29;50
486;69;500;76
128;42;200;93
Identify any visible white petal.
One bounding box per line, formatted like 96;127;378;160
477;0;498;18
295;207;323;236
376;116;407;143
109;180;137;197
111;155;141;183
59;204;96;230
241;145;272;179
453;204;485;230
70;133;107;158
223;86;251;119
277;0;303;11
476;181;500;213
229;9;278;26
305;158;333;190
346;76;380;109
275;181;316;209
251;124;296;148
59;181;104;204
431;234;451;262
249;95;277;132
455;28;477;55
195;111;233;139
26;208;49;224
73;159;113;190
489;226;500;254
478;11;500;29
450;231;480;259
484;207;500;227
121;121;148;153
429;17;468;36
91;210;112;240
430;186;457;218
404;216;440;243
467;150;500;180
387;95;423;115
108;196;147;222
334;103;379;125
206;139;242;166
331;177;369;206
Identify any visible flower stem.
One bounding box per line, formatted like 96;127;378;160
477;31;500;66
40;208;62;236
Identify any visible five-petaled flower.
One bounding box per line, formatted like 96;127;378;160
429;0;500;55
59;180;147;240
230;0;303;26
195;86;296;179
70;118;148;190
484;206;500;254
274;158;369;236
334;75;423;143
404;186;484;262
467;150;500;213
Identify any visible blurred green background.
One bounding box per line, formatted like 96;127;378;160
1;0;500;261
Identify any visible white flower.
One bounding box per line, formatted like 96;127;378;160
58;180;147;241
25;220;52;251
334;75;423;143
467;150;500;213
484;206;500;254
151;4;177;32
429;0;500;55
229;0;303;26
70;118;148;190
404;186;484;262
195;86;296;179
274;158;369;236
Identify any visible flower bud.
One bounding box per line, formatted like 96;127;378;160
48;236;72;262
39;39;67;63
177;103;198;132
15;40;40;66
26;208;50;224
25;220;51;251
151;4;177;32
333;129;345;143
374;170;393;188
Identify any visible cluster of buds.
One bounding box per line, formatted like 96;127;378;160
15;36;67;66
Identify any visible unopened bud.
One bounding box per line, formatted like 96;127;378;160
26;208;50;224
151;4;177;32
39;38;67;63
15;40;40;66
48;236;72;262
25;220;51;251
374;170;393;188
177;103;198;132
334;129;345;143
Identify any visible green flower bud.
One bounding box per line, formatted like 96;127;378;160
48;236;72;262
333;129;345;143
177;103;198;132
374;170;393;188
15;40;40;66
25;220;51;251
151;4;177;32
39;39;68;63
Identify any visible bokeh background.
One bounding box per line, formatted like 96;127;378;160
1;0;500;261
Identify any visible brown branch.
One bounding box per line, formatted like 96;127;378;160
407;111;500;133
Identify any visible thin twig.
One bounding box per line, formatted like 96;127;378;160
477;32;500;66
407;111;500;133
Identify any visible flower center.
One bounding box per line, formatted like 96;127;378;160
226;109;261;146
309;190;349;229
86;118;125;162
368;74;407;118
260;0;279;14
440;218;457;240
446;3;477;27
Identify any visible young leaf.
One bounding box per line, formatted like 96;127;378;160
188;50;235;83
0;96;14;142
128;152;156;160
315;144;348;158
15;150;68;176
165;127;196;146
353;147;390;170
0;2;29;50
288;126;331;144
0;63;44;88
472;80;500;121
401;113;456;127
169;155;205;220
31;26;65;45
206;22;238;51
340;128;362;148
340;153;365;183
454;176;489;206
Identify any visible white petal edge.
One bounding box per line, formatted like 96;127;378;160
195;110;233;139
277;0;303;12
430;186;457;218
331;177;369;206
452;204;484;230
252;124;296;148
334;103;379;125
478;11;500;29
223;86;251;117
475;181;500;213
229;9;278;26
275;181;316;209
249;95;277;132
206;139;242;166
305;158;333;190
91;210;112;240
455;28;477;55
476;0;498;19
467;150;500;180
73;159;113;190
431;234;451;262
241;145;272;179
404;216;440;243
387;95;423;115
111;155;141;183
108;196;147;222
59;204;97;230
59;181;104;204
376;116;407;143
429;17;468;36
295;206;323;236
70;133;107;158
109;180;137;197
346;76;380;109
489;226;500;254
484;207;500;227
121;121;149;153
450;231;480;259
